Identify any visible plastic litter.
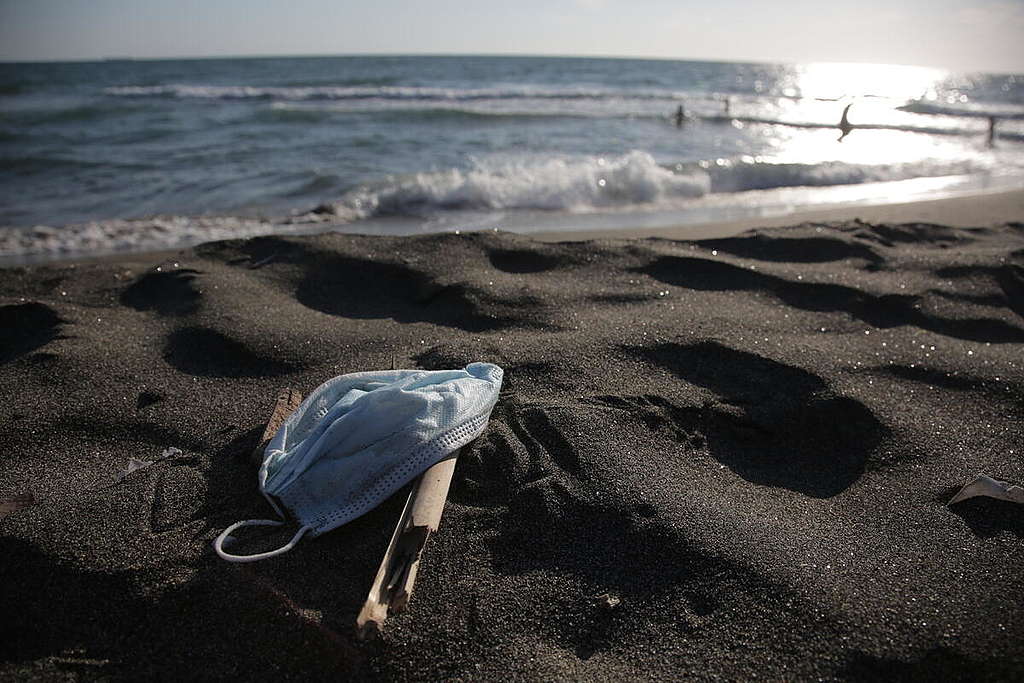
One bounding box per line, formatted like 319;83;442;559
113;447;183;482
948;475;1024;505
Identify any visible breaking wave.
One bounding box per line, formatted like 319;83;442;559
0;151;999;264
103;83;685;102
898;100;1024;120
310;151;984;221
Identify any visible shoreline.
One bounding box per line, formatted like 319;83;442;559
533;187;1024;242
3;187;1023;269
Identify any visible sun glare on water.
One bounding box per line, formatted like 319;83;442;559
793;62;949;101
760;62;980;170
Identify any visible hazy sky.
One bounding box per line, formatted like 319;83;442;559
2;0;1023;72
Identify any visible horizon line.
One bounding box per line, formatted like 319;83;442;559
1;51;1017;75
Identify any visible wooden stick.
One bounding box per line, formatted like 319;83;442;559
356;453;459;639
251;388;303;467
252;385;461;637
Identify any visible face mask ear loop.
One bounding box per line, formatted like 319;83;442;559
262;489;288;519
213;520;313;563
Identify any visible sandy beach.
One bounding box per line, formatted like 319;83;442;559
1;198;1022;679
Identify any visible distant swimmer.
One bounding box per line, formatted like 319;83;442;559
987;116;997;148
675;104;686;127
722;96;731;117
837;103;854;142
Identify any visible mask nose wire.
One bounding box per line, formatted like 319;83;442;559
213;519;312;562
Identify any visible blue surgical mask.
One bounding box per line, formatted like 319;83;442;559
215;362;503;562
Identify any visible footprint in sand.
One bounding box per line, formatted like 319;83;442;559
162;327;301;378
120;269;202;316
625;340;885;498
639;255;1024;343
0;302;64;364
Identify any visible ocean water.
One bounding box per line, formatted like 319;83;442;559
2;55;1023;261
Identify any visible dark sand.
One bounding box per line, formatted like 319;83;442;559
1;220;1022;680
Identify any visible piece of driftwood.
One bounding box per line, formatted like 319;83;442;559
251;388;303;466
356;453;459;639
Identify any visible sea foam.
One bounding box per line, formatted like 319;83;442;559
312;151;983;220
0;150;997;264
103;84;677;102
312;152;708;220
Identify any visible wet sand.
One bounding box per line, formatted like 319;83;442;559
1;215;1022;679
536;187;1024;241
